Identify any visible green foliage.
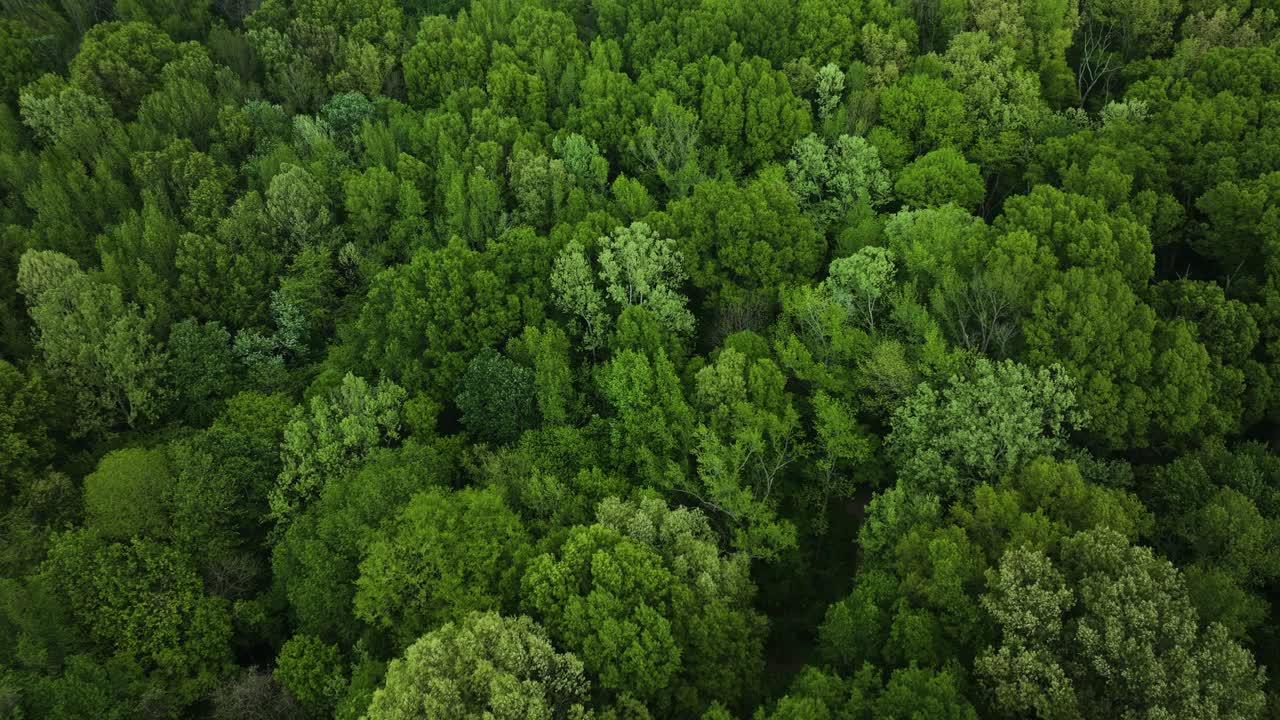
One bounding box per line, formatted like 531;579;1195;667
895;148;985;211
347;239;527;400
598;348;694;484
456;348;539;444
82;447;170;541
552;221;695;344
2;3;1279;719
596;496;766;713
18;250;167;435
272;443;457;644
166;318;237;425
663;167;825;306
977;528;1266;719
0;360;53;496
787;133;893;232
40;529;233;705
69;21;178;117
691;347;803;559
522;522;680;703
888;358;1085;497
274;634;347;716
270;373;406;525
365;611;590;720
354;487;528;648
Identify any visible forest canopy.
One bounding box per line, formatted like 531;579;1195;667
2;0;1280;718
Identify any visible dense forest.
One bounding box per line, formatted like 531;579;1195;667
2;0;1280;717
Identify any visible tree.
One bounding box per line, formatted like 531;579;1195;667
662;167;825;306
17;74;116;148
402;15;487;109
456;348;539;445
552;222;695;344
568;40;648;154
210;668;302;720
354;487;529;649
787;134;893;232
633;91;703;198
364;612;590;720
166;318;237;426
597;349;694;485
273;634;346;717
1022;268;1214;448
522;522;681;703
690;348;803;559
995;186;1153;294
175;191;283;331
272;443;458;644
977;528;1266;719
82;447;170;541
266;164;331;247
826;247;897;333
552;241;611;351
874;665;978;720
506;324;577;427
596;497;766;714
39;529;233;706
940;32;1047;171
270;373;406;525
698;55;811;170
0;360;53;496
18;250;167;435
347;239;526;400
163;424;278;582
1142;440;1280;637
806;391;878;533
0;20;47;105
878;74;972;157
114;0;213;40
597;222;695;337
895;148;985;210
1080;0;1180;60
68;21;178;117
888;358;1084;498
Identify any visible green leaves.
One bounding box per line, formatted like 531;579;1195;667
597;222;695;337
40;530;233;705
349;238;527;400
82;448;170;541
895;148;985;211
691;348;802;559
270;373;405;525
365;612;590;720
552;221;695;347
977;528;1267;720
888;358;1085;497
552;241;610;350
3;4;1280;719
456;348;539;445
18;250;167;435
787;133;892;232
664;167;825;306
354;487;528;649
523;524;680;702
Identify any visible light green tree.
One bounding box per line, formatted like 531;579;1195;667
270;373;406;525
364;611;591;720
888;358;1085;497
552;241;611;351
18;250;167;435
83;447;171;541
597;222;695;337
